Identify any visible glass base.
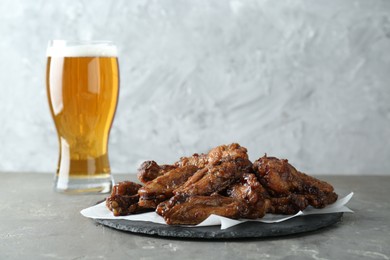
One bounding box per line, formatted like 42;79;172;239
54;175;113;194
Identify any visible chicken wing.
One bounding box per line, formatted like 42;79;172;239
176;143;252;171
226;173;270;219
137;143;250;183
253;155;338;209
174;158;251;196
137;160;177;183
156;194;243;225
106;181;143;216
138;165;199;208
267;195;309;214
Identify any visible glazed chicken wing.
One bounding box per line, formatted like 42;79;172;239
138;165;199;208
137;143;250;184
226;173;270;219
106;181;143;216
267;195;309;214
137;160;177;184
158;173;268;224
253;155;338;209
156;194;244;225
227;173;310;215
174;158;252;196
176;143;252;171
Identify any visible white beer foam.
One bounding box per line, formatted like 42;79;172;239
47;42;118;57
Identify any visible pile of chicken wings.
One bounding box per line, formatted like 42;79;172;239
106;143;338;225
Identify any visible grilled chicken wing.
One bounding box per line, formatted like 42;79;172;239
174;158;251;196
137;143;250;183
137;160;177;184
138;165;199;208
176;143;252;171
156;194;243;225
106;181;143;216
253;155;338;209
226;173;270;219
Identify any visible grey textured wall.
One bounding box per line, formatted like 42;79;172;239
0;0;389;175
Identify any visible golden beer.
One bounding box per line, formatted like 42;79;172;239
46;41;119;193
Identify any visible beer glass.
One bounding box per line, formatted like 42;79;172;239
46;40;119;194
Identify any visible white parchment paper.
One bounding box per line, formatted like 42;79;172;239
81;192;353;230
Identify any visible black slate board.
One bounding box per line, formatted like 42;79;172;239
95;213;343;239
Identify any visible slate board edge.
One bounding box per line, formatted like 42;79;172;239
95;213;343;239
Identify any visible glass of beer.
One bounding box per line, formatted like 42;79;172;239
46;40;119;194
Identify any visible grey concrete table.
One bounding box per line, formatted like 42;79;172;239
0;173;389;260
